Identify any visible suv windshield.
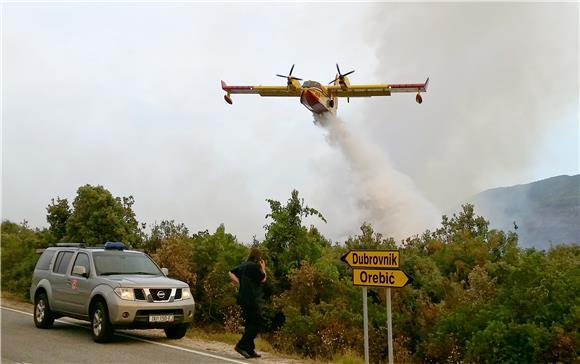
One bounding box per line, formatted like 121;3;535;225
93;252;162;276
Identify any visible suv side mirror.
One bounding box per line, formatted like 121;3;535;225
72;265;88;278
161;268;169;276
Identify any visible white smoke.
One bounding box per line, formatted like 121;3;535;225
362;3;578;211
315;114;440;240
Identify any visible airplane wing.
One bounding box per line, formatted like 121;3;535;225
328;78;429;98
221;81;302;97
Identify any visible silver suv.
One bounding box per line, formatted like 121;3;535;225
30;242;195;343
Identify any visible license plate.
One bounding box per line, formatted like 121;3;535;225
149;314;174;323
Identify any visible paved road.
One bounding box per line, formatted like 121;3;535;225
1;307;247;364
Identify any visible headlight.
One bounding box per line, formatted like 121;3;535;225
114;287;135;300
181;287;192;300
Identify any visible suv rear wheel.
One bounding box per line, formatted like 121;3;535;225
91;301;114;343
164;325;187;339
34;292;55;329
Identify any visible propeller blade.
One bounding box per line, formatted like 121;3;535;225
277;65;300;83
332;64;354;83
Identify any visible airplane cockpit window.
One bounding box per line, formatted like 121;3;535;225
303;81;322;88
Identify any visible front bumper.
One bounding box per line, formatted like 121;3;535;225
105;292;195;329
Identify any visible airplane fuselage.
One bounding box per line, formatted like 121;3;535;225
299;82;337;115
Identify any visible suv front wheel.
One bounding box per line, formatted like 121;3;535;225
91;301;114;343
34;292;55;329
164;325;187;339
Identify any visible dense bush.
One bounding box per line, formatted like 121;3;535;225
1;221;50;299
1;186;577;362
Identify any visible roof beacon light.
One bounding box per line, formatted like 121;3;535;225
104;242;126;251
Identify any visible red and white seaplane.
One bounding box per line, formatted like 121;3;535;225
221;64;429;116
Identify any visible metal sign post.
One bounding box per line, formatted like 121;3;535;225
387;287;393;364
363;287;369;364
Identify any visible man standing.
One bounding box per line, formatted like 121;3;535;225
229;248;267;359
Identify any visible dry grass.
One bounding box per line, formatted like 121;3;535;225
330;350;365;364
0;291;28;302
186;327;273;352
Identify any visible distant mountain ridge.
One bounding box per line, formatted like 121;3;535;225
468;174;579;250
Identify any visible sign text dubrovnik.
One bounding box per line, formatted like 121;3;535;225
340;250;400;269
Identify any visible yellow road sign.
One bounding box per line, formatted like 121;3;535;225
352;268;411;288
341;250;400;268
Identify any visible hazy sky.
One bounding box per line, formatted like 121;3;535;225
2;2;578;243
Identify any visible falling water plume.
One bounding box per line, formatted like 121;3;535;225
316;114;440;240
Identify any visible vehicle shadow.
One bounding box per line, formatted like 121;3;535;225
51;320;166;344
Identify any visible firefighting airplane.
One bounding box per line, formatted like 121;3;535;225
221;64;429;116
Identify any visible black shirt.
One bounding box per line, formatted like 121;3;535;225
230;261;265;307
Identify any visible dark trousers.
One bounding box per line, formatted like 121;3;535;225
237;304;261;353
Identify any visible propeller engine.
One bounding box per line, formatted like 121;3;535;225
329;64;355;85
276;64;302;86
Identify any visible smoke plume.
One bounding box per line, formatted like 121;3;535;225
316;114;440;240
362;3;578;211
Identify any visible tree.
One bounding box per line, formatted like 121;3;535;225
345;222;397;250
263;190;327;288
144;220;190;253
46;197;71;243
65;185;143;246
189;224;247;323
151;235;196;286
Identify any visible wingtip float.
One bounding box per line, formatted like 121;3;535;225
221;64;429;116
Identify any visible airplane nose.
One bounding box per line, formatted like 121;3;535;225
300;88;328;114
302;89;318;104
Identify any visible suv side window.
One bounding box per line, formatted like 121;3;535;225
53;251;74;275
35;250;56;270
72;253;91;277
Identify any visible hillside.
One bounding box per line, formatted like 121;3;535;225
468;174;579;249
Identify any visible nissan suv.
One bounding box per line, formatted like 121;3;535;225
30;242;195;343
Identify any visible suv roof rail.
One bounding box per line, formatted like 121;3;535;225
56;243;86;248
